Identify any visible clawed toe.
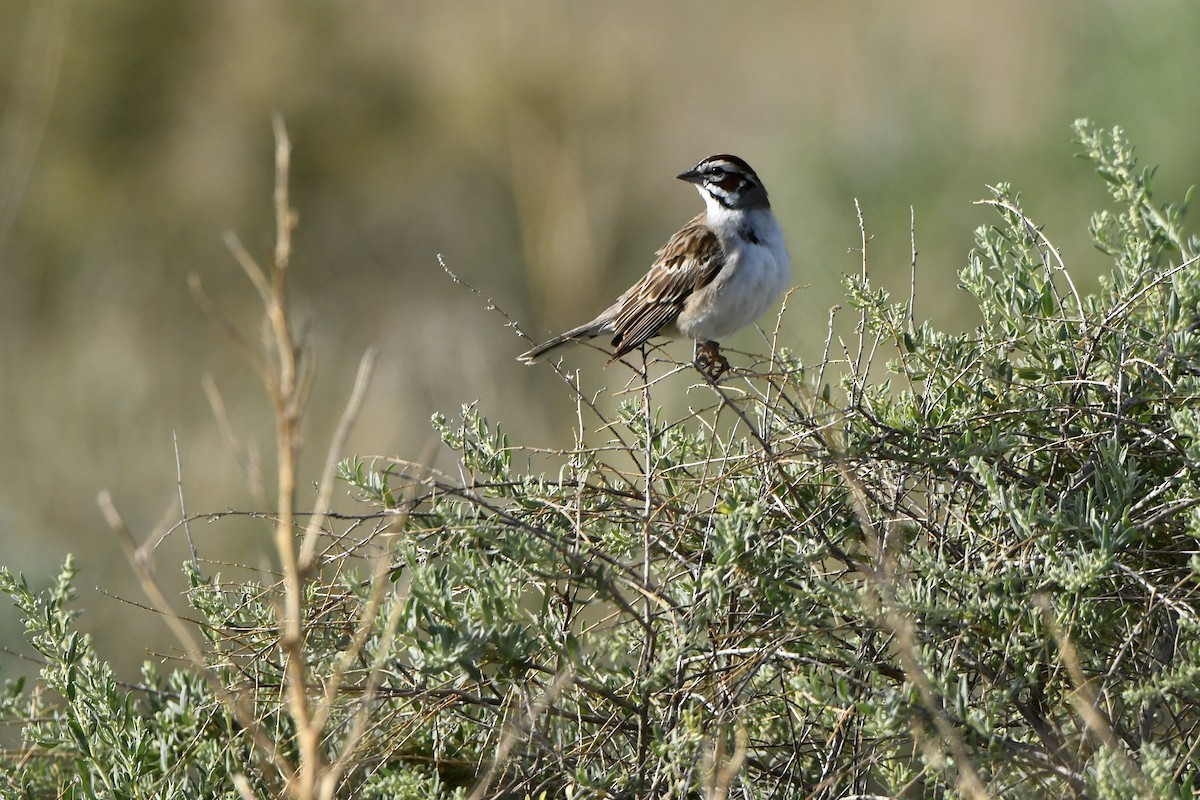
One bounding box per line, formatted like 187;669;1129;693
693;341;731;381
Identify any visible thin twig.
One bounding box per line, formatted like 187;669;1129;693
298;346;379;571
202;374;270;510
852;198;869;405
908;205;918;330
173;429;199;569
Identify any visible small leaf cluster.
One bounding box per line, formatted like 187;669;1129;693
0;558;255;799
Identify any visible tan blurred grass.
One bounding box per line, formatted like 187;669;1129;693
1;0;1199;678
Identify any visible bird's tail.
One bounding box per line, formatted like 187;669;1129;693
517;321;606;364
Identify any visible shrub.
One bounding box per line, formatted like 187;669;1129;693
3;120;1199;799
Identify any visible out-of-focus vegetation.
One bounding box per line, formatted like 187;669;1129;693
1;0;1199;678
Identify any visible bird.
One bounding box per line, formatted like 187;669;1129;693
517;154;791;380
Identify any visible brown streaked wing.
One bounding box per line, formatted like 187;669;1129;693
605;214;724;362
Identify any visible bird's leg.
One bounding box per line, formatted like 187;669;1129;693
693;340;730;381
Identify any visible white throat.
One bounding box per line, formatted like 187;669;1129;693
698;189;748;229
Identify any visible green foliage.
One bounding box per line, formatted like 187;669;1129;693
0;558;253;798
4;122;1200;797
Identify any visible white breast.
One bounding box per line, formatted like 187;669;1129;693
675;206;790;343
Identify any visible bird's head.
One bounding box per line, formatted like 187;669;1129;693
677;154;770;212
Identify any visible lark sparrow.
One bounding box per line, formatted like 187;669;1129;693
517;154;790;379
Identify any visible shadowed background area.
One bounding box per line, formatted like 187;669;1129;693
2;0;1198;678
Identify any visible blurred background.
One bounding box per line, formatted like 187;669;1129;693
2;0;1198;680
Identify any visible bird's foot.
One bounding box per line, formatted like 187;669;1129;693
694;341;730;381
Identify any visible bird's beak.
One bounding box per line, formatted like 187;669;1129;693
677;167;703;185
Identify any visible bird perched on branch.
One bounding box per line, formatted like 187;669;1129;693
517;154;790;379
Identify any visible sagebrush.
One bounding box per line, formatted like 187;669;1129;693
3;121;1199;799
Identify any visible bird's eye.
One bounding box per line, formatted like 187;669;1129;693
708;166;726;179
